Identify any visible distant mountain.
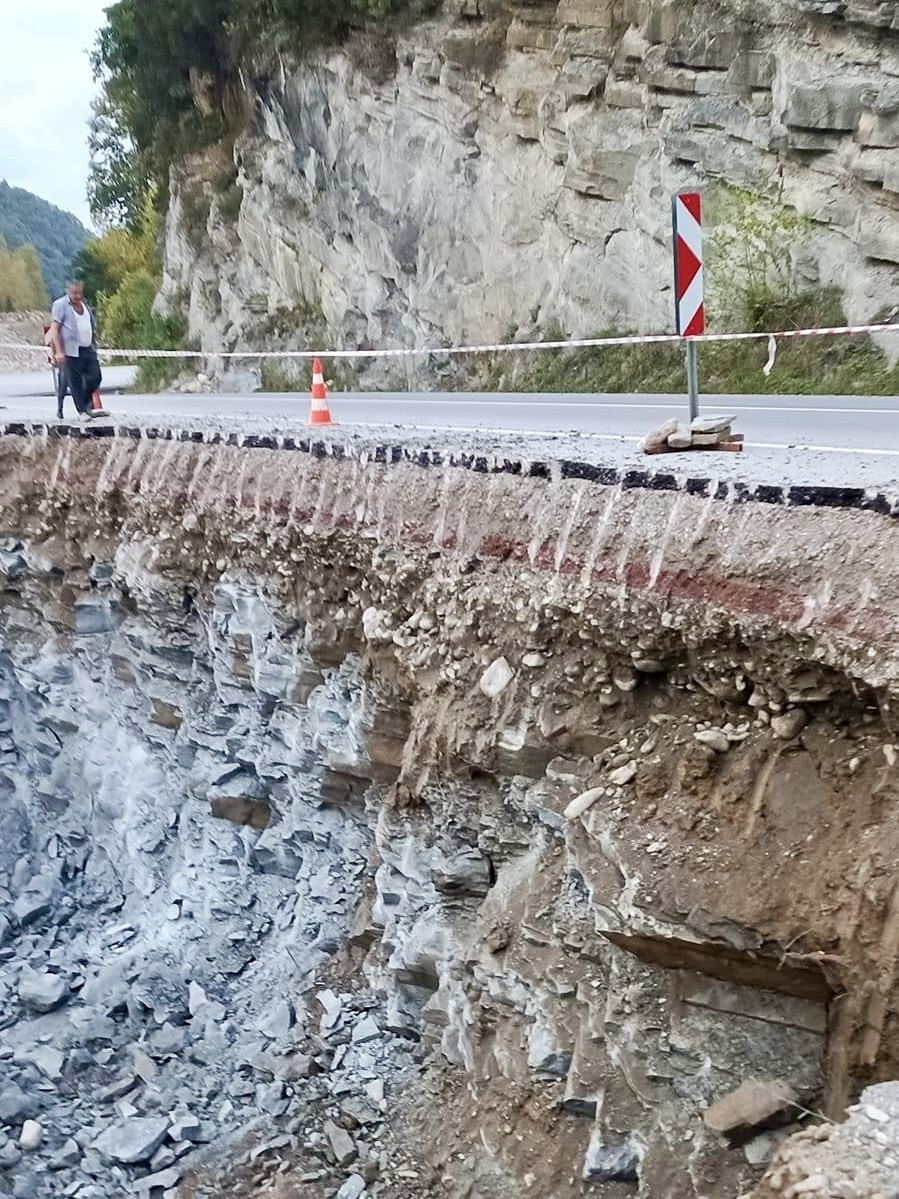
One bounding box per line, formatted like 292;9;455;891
0;181;90;300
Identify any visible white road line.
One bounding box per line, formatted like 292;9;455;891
334;399;899;415
749;441;899;457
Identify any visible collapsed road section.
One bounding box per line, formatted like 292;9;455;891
0;427;898;1199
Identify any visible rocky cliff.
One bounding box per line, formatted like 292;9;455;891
2;427;899;1196
158;0;899;374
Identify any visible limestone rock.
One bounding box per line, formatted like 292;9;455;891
154;0;899;390
608;761;637;786
694;728;730;753
643;418;678;452
583;1132;640;1182
49;1139;81;1170
18;1121;42;1152
0;1087;37;1128
771;709;808;740
324;1119;356;1166
18;969;68;1013
479;656;514;698
703;1078;798;1136
351;1015;381;1044
93;1117;171;1164
336;1176;366;1199
12;873;55;925
564;786;604;820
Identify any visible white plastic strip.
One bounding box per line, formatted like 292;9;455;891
762;334;778;378
6;320;899;361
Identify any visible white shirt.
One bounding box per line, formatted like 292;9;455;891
74;307;93;347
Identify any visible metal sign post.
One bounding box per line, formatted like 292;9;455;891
672;192;704;422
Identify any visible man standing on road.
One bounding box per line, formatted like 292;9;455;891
50;281;104;421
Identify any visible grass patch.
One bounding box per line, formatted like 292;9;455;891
479;292;899;396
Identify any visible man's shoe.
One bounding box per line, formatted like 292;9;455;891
77;411;91;423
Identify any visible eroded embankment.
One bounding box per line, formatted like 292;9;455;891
1;430;898;1199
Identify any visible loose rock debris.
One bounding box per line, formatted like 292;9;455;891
0;433;898;1198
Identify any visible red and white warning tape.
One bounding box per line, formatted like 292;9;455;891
5;320;899;362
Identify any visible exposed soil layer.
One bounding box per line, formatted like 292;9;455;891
1;432;898;1198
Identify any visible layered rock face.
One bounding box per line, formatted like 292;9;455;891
1;432;899;1196
160;0;899;370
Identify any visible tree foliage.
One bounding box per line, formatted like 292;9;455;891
0;238;49;311
89;0;418;224
71;193;162;338
0;181;89;298
706;185;813;332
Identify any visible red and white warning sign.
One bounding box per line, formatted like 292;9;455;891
672;192;704;337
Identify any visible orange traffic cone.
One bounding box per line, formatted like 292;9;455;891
91;389;104;412
307;358;334;426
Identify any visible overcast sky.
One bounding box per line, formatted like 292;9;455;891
0;1;111;228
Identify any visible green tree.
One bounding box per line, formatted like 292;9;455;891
71;192;160;325
0;237;49;311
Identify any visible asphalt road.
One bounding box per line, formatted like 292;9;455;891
2;368;898;489
2;368;897;455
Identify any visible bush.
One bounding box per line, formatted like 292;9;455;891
101;270;160;347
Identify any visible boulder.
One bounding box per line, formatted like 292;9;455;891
93;1116;171;1164
703;1078;798;1136
18;1121;43;1152
18;969;68;1013
323;1119;356;1166
479;656;514;699
0;1086;37;1127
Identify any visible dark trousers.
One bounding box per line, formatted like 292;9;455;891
65;347;102;415
56;362;69;418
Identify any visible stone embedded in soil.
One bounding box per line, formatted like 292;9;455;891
93;1116;171;1164
17;969;69;1013
0;1142;21;1168
479;656;514;698
431;847;492;896
563;786;604;820
771;708;809;740
703;1078;798;1136
694;728;730;753
608;760;637;785
583;1132;640;1182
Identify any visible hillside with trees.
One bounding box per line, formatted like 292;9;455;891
0;181;90;298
